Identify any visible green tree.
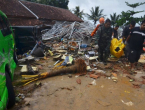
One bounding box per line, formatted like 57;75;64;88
72;6;85;19
86;6;106;25
117;1;145;26
141;15;145;20
138;15;145;25
46;0;69;9
110;13;120;28
23;0;69;9
125;1;145;10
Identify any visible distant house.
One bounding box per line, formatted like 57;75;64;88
0;0;83;26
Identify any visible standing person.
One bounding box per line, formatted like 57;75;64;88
91;17;105;37
96;19;113;65
122;21;136;59
113;25;119;39
126;20;145;71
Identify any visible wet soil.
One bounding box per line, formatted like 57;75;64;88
9;57;145;110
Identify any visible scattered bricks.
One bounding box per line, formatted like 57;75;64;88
142;79;145;84
128;66;131;69
143;65;145;69
141;76;145;79
132;82;142;87
104;63;112;69
104;76;106;78
136;67;141;70
90;74;100;79
88;71;95;75
122;69;129;74
134;71;137;74
126;75;136;81
112;70;119;72
76;79;81;84
96;72;102;76
133;85;140;88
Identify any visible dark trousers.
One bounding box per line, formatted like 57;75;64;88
98;46;110;62
124;43;130;58
128;49;142;63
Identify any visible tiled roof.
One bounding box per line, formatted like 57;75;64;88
0;0;83;26
8;18;43;26
0;0;35;18
21;1;83;22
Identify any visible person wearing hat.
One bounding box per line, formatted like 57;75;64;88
91;17;105;37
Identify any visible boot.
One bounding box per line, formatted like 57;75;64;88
103;61;107;65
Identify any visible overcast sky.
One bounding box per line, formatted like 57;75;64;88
68;0;145;25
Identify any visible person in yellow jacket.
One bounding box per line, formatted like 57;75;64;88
91;17;105;37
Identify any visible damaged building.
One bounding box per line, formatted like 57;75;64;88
0;0;83;54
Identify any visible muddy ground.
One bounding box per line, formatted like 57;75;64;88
9;56;145;110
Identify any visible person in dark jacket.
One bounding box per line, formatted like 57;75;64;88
126;19;145;71
113;25;119;39
96;19;113;65
122;21;136;59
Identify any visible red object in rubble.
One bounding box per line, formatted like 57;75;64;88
143;47;145;52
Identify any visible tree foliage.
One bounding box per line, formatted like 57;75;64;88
110;13;120;28
23;0;69;9
116;1;145;26
138;15;145;25
125;1;145;9
86;6;106;25
72;6;85;19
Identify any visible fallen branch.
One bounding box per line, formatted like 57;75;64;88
22;59;86;86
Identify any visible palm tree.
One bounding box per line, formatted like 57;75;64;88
110;13;120;28
86;6;106;25
72;6;85;19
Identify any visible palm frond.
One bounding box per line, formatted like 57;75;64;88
86;6;105;24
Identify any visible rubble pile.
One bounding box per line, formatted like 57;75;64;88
42;21;95;40
16;21;145;89
13;21;145;110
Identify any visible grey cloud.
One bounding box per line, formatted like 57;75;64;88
69;0;145;22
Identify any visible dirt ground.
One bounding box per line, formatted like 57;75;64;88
9;57;145;110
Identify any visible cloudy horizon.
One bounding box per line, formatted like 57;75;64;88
68;0;145;25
